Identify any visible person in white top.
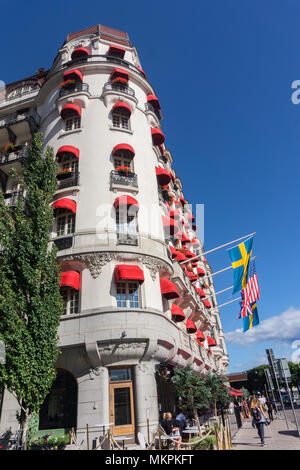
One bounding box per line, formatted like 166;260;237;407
258;394;266;410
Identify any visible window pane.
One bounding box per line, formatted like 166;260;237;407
110;369;132;381
114;387;132;426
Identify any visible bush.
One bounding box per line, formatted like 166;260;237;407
29;433;70;450
190;434;216;450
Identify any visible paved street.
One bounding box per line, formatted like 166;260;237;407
232;407;300;450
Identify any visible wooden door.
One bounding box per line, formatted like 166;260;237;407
109;381;135;436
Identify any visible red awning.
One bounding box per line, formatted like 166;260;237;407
192;239;201;247
186;272;198;282
137;67;147;79
203;299;212;308
112;143;135;158
114;265;144;284
179;196;185;206
181;233;191;243
112;101;132;115
63;68;83;82
108;45;126;58
197;267;205;277
174;200;181;206
155;167;171;185
169;209;180;219
114;196;139;211
162;216;179;236
56;145;79;160
206;336;216;347
71;47;90;60
175;251;187;262
60;271;80;290
196;288;206;298
169;246;178;258
224;385;244;397
196;330;205;342
171;304;185;322
160;277;180;300
151;127;165;146
147;94;161;110
186;318;197;334
187;212;195;222
53;198;76;213
184;250;195;259
110;68;129;81
60;103;82;120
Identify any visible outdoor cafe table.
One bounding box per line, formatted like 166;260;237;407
182;427;201;442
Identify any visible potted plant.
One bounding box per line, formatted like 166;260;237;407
111;76;128;86
2;142;15;153
56;167;74;180
59;79;76;90
115;165;131;176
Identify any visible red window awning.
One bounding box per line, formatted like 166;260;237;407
203;299;212;309
196;288;206;298
171;304;185;322
53;198;76;213
56;145;79;160
71;47;90;60
60;271;80;290
187;212;195;222
174;200;181;206
196;330;205;342
186;318;197;334
114;265;144;284
155;166;171;185
110;68;129;81
207;336;217;347
181;233;191;243
192;239;201;247
114;195;139;212
162;216;180;236
147;94;161;110
169;246;178;258
174;251;187;262
108;45;126;58
111;101;132;115
197;267;205;277
112;143;135;158
63;69;83;82
186;271;198;282
169;209;180;220
151;127;165;146
183;250;195;259
137;67;147;79
60;103;82;120
224;384;243;396
179;196;185;206
160;277;180;300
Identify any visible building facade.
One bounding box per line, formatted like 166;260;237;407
0;24;229;445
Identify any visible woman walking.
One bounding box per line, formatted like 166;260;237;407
250;397;269;447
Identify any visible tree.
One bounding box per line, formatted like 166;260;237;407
0;133;63;449
172;366;211;434
288;362;300;394
204;373;230;419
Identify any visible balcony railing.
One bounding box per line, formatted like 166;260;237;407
117;232;138;246
56;171;80;190
145;102;162;120
58;82;89;99
3;190;24;207
103;82;135;97
0;145;29;167
53;236;74;251
0;108;41;130
110;170;138;187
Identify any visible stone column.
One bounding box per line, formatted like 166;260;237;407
76;367;109;449
134;361;159;440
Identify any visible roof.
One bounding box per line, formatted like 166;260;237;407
226;372;248;382
65;24;131;47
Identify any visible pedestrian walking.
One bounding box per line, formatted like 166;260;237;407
250;397;269;447
265;398;274;421
242;398;250;419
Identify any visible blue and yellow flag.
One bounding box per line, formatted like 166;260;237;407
243;302;259;332
228;236;253;294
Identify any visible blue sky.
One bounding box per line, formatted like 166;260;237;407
2;0;300;372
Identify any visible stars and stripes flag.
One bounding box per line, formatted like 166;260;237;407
242;259;260;304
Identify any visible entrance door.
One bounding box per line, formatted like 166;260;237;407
109;381;135;436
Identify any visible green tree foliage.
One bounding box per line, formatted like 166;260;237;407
0;133;63;448
204;373;230;417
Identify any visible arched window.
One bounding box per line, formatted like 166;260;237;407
61;286;79;315
55;208;75;237
39;369;78;430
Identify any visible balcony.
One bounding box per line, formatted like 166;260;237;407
110;170;138;189
0;108;40;142
117;232;138;246
103;82;135;97
53;235;74;251
56;170;80;190
58;82;89;99
3;190;24;207
0;145;29;174
145;102;162;121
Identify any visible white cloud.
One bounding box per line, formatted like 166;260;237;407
224;307;300;346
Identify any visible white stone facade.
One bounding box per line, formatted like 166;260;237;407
0;25;229;445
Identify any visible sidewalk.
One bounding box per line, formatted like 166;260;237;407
232;416;300;450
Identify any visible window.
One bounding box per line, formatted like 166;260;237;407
7;84;36;100
56;209;75;236
65;116;81;131
116;208;137;234
112;110;130;130
116;281;140;308
114;155;132;170
61;287;79;315
58;154;78;173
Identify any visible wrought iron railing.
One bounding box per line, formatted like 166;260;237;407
58;82;89;98
53;236;74;251
56;171;80;189
110;170;138;187
117;232;138;246
145;102;162;120
103;82;135;96
0;145;29;166
0;108;41;129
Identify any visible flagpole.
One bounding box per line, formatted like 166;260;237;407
180;232;256;265
212;298;241;309
191;256;257;283
205;286;233;298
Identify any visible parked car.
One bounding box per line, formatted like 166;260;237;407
282;394;297;406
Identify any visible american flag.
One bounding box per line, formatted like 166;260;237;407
242;259;260;304
237;292;253;319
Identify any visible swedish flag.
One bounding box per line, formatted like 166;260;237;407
228;236;253;294
243;302;259;332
